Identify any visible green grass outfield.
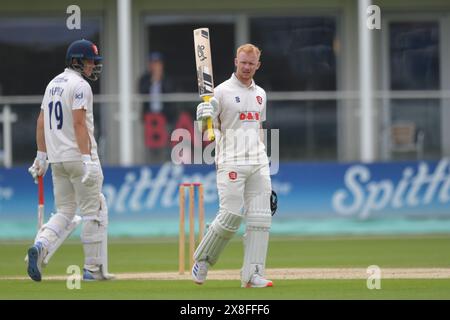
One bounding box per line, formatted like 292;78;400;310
1;235;450;299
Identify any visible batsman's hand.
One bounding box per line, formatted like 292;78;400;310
28;151;49;184
81;155;100;187
196;97;218;121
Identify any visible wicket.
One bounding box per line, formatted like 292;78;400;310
179;183;205;274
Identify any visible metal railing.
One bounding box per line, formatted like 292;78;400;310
1;90;449;167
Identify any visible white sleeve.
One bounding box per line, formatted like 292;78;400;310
72;82;92;110
213;88;223;130
261;90;267;122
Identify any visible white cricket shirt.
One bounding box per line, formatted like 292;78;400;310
40;68;98;163
213;73;269;165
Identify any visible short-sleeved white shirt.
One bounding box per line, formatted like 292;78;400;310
40;68;98;163
213;73;269;165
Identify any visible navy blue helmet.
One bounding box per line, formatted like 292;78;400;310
66;39;103;81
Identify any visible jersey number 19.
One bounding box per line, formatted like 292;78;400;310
48;101;63;130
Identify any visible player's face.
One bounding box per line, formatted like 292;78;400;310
83;59;95;77
150;60;164;81
234;51;261;83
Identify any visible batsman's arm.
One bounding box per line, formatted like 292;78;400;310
36;110;47;153
73;109;91;155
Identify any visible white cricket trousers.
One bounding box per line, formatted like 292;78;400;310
51;161;103;216
216;163;271;214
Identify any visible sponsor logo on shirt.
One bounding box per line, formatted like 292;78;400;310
75;92;83;99
239;111;260;121
235;96;240;103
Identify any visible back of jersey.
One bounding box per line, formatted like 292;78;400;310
41;68;97;163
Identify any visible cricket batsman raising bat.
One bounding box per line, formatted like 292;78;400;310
193;28;215;141
192;42;275;288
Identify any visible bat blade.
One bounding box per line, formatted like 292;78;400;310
193;28;214;97
37;176;44;230
194;27;215;141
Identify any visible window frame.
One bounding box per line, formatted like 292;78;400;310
380;12;445;160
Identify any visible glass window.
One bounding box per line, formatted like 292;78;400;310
390;22;439;90
145;22;235;93
266;100;337;160
387;21;441;159
390;99;440;159
141;16;338;162
140;20;235;164
0;17;102;165
142;101;199;164
250;16;338;161
250;17;337;91
0;18;102;95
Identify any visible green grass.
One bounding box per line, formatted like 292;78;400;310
2;279;450;300
1;235;450;299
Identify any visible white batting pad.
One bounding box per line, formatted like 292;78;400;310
241;193;272;285
99;193;113;278
35;212;73;249
43;215;82;265
194;209;244;265
81;194;108;267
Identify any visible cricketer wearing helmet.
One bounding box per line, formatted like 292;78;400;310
192;44;273;288
27;39;113;281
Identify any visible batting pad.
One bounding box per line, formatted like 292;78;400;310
241;193;272;285
43;215;82;265
35;212;73;249
99;193;113;278
81;195;108;267
194;209;244;265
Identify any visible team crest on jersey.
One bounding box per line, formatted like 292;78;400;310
235;96;240;103
92;44;99;55
229;171;237;180
256;96;263;105
75;92;83;99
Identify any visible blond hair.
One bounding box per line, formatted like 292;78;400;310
236;44;261;60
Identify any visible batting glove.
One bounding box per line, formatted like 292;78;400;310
81;154;100;187
196;97;218;121
28;151;49;184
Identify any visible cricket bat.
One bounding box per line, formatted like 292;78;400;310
37;176;45;230
193;27;215;141
24;176;45;263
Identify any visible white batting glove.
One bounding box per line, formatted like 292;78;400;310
81;154;100;187
196;97;218;121
28;151;49;184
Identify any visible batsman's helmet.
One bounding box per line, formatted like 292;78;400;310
66;39;103;81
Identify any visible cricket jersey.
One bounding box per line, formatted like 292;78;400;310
213;73;269;165
40;68;98;163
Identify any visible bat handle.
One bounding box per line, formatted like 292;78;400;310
38;176;44;206
206;117;215;141
202;96;215;141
